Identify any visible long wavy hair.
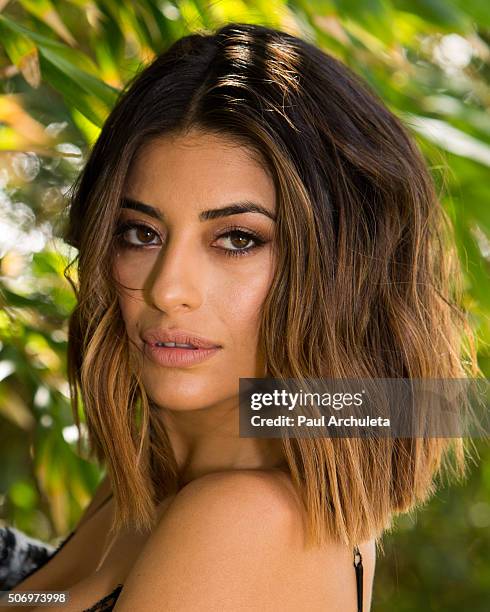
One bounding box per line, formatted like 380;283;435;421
63;22;480;551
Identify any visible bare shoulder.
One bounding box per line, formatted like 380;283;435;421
170;468;304;524
115;469;376;611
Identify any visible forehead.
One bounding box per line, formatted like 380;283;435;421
124;130;276;214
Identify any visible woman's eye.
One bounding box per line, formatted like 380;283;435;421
116;222;160;248
215;230;265;257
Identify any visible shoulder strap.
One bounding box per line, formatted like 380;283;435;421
353;544;363;612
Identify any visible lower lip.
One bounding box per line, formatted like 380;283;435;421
144;343;221;367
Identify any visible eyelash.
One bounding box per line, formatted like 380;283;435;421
114;221;267;258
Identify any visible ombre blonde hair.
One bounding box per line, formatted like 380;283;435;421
63;22;480;552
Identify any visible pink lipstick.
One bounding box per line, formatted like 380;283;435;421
142;328;222;368
144;344;221;367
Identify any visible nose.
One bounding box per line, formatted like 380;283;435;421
145;234;204;314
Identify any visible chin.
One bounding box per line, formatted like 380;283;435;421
144;381;238;412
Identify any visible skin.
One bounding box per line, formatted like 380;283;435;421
112;127;286;481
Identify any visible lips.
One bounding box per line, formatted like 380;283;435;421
141;328;222;350
144;343;221;368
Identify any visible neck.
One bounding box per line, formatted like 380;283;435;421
154;395;288;486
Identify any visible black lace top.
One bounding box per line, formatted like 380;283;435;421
0;492;124;611
82;583;123;612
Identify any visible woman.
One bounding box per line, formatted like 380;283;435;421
5;21;477;611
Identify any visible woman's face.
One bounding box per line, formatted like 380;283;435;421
112;129;277;412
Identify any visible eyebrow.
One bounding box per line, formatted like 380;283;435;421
120;196;276;222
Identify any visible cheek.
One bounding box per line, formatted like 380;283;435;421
215;262;274;349
112;259;144;330
112;249;156;291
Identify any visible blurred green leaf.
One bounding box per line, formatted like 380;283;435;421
392;0;467;29
0;16;40;87
19;0;77;46
9;480;38;510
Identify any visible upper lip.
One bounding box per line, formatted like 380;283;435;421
142;328;222;349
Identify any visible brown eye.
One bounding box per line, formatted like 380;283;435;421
214;228;266;258
133;226;156;244
115;221;161;249
228;232;253;249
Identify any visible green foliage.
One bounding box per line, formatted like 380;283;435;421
0;1;489;607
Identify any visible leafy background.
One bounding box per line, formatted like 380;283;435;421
0;0;489;609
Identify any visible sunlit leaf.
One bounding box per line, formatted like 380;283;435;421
332;0;396;44
0;15;98;74
19;0;77;46
70;106;101;144
0;16;41;87
0;94;51;146
404;114;490;167
392;0;467;29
